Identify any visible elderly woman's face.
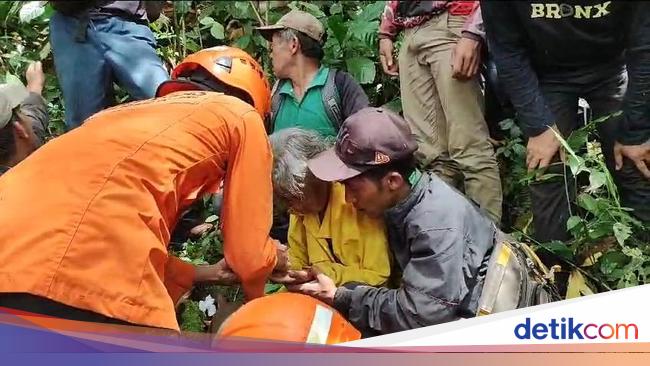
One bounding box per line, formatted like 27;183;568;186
287;173;330;215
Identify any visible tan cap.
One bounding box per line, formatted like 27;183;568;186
0;83;29;129
256;9;324;43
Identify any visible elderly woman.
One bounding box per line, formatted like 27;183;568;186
269;128;391;287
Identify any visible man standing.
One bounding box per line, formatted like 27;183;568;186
0;47;284;331
49;1;169;128
481;1;650;243
256;10;369;137
378;1;503;223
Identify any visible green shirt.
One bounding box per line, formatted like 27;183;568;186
272;66;337;138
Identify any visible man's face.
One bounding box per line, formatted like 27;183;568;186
342;174;393;219
270;31;295;78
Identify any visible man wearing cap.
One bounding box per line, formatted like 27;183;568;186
0;62;49;176
288;107;497;334
256;10;369;138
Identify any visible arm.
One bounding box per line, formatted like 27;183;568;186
334;228;466;334
461;2;484;42
335;70;370;120
378;1;402;41
621;2;650;146
378;1;401;76
314;262;390;286
20;92;49;130
221;110;277;300
164;256;196;305
481;1;554;138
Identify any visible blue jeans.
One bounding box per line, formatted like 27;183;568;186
50;13;169;129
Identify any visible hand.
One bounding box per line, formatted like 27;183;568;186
189;223;214;237
526;127;561;173
451;37;481;80
379;38;399;76
614;141;650;179
269;269;314;285
286;269;337;305
274;240;290;272
25;61;45;95
195;259;240;285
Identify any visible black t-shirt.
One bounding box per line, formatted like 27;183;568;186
482;1;650;143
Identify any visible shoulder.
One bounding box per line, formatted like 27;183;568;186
332;69;360;87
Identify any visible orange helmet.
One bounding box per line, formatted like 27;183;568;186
156;46;271;117
216;293;361;344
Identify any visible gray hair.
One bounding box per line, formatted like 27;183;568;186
269;128;334;202
276;28;297;43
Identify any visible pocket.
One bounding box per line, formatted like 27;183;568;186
446;14;467;39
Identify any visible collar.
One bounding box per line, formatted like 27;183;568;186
279;66;329;96
384;170;429;226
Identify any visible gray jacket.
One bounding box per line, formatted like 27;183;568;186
333;172;496;334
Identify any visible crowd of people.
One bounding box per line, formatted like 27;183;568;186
0;0;648;344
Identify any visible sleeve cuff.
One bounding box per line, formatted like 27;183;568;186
618;133;650;145
461;31;482;42
333;287;353;315
378;33;396;41
525;124;554;138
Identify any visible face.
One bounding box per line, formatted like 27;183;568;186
286;173;330;215
270;31;296;78
342;172;406;219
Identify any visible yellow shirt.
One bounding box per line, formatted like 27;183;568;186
288;183;391;286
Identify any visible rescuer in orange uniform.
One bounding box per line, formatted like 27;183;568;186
0;46;285;331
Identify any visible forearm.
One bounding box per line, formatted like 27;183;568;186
334;285;458;334
481;1;554;137
317;262;388;287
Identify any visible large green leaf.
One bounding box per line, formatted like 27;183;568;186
299;1;326;18
19;1;44;23
330;2;343;15
566;215;584;231
174;1;192;16
233;34;252;50
577;193;598;214
357;1;386;21
200;16;215;26
346;56;376;84
613;222;632;245
210;21;225;40
327;15;348;46
566;128;589;152
349;19;378;46
586;169;606;193
540;240;573;261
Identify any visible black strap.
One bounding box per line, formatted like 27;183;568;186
267;79;284;134
321;69;342;129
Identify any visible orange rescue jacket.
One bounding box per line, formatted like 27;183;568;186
0;91;277;330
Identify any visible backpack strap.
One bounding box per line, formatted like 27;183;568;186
267;79;285;134
321;68;342;130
